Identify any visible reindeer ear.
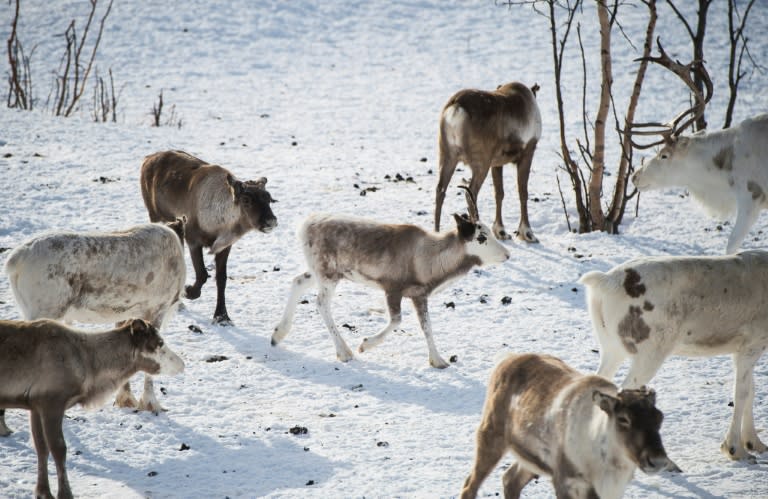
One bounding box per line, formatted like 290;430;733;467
530;83;540;97
166;217;186;242
129;319;150;340
642;387;657;405
593;390;619;415
453;213;475;240
226;174;245;199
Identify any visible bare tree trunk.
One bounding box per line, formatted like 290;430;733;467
589;0;612;231
606;0;656;231
725;0;757;129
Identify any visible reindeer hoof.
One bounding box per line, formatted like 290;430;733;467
430;357;450;369
115;393;139;409
721;441;755;461
213;315;233;326
515;229;539;243
184;285;202;300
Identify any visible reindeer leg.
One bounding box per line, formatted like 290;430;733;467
316;280;354;362
138;375;165;414
114;380;139;408
465;164;490;223
435;153;459;232
272;272;316;346
40;407;72;499
741;351;767;453
359;292;402;353
184;243;208;300
412;296;449;369
460;415;507;499
726;195;761;254
212;245;232;325
30;410;53;499
515;141;538;243
722;350;762;461
502;463;537;499
491;166;511;240
0;409;11;436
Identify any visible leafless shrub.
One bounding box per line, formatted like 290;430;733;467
90;67;120;122
52;0;114;117
6;0;35;110
151;89;182;128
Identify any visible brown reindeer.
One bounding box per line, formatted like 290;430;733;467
0;319;184;499
140;150;278;324
434;82;541;242
461;353;678;499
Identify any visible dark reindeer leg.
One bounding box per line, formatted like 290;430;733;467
213;245;232;325
30;410;53;499
435;153;459;232
491;166;511;240
465;164;491;223
184;243;208;300
0;409;11;436
40;408;72;499
515;141;538;243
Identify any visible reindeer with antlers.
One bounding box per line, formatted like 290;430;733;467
631;40;768;254
272;189;510;368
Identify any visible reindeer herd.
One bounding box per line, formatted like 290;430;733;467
0;73;767;498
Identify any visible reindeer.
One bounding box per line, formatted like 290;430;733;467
434;81;541;242
140;150;278;324
272;190;509;368
0;318;184;499
626;40;768;254
1;221;186;436
461;353;677;499
580;251;768;461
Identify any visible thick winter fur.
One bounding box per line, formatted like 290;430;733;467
435;82;542;242
141;150;278;324
580;251;768;461
461;353;676;499
632;113;768;254
2;222;185;434
272;213;509;368
0;319;184;499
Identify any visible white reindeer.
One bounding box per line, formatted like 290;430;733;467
461;353;677;499
272;195;509;368
580;251;768;461
2;221;186;436
435;81;542;242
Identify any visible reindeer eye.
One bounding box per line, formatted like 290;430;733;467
158;339;164;347
617;415;631;428
477;233;487;244
660;153;669;160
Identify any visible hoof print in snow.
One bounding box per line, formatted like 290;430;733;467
444;301;455;309
479;294;489;304
501;296;512;305
289;426;308;435
205;355;229;363
377;441;389;447
350;384;364;392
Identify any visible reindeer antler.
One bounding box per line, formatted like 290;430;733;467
629;38;713;149
457;185;479;223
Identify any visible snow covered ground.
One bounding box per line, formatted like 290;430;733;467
0;1;767;497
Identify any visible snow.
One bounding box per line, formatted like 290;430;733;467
0;1;767;497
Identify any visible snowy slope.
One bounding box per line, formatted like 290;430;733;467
0;1;767;497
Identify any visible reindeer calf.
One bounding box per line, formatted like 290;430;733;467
0;319;184;499
272;211;509;368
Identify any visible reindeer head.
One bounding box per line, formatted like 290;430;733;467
226;175;278;233
454;186;510;265
128;319;185;376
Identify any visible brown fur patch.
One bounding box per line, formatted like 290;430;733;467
713;146;733;171
623;269;646;298
747;181;765;201
618;306;650;353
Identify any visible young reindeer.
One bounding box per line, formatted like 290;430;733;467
141;150;278;324
461;353;677;499
272;190;510;368
434;81;541;242
0;319;184;499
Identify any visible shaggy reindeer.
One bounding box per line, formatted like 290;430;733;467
633;114;768;254
1;221;186;436
141;150;278;324
272;193;509;368
580;251;768;460
461;353;677;499
0;318;184;499
434;81;541;242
